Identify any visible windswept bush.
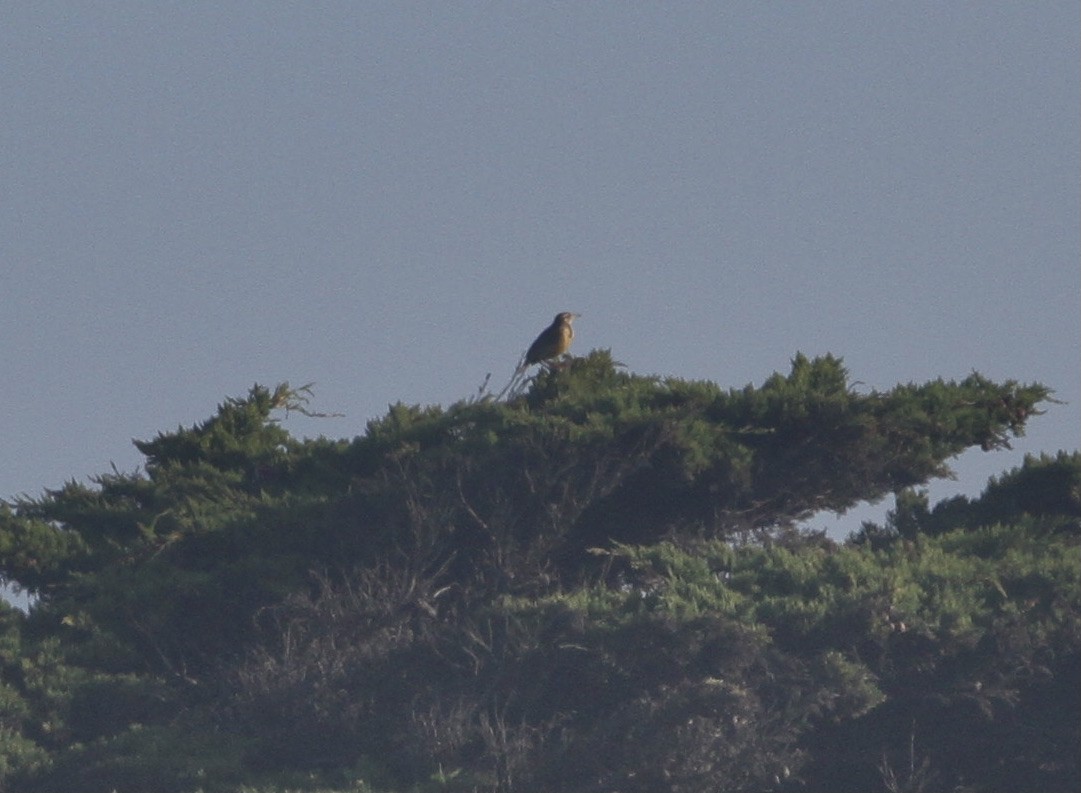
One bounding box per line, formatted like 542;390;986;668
0;354;1073;792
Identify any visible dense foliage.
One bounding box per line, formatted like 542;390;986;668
0;352;1075;792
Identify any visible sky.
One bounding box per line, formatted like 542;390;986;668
2;3;1078;546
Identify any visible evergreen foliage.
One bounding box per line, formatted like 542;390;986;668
0;352;1074;792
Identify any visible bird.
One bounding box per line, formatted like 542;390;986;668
524;312;579;366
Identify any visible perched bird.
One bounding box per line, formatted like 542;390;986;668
525;312;579;366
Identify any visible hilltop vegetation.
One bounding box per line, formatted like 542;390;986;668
0;352;1076;792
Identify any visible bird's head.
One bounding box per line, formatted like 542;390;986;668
556;312;580;325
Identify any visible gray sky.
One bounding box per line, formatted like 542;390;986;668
2;4;1078;540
